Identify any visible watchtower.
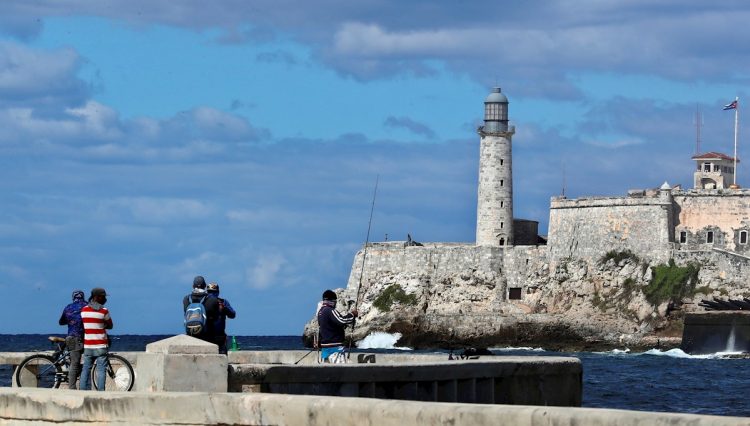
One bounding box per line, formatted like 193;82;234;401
692;152;739;189
476;87;515;246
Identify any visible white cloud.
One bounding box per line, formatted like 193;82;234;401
246;252;286;290
98;197;214;224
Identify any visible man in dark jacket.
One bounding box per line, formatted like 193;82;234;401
206;282;236;354
316;289;357;363
58;290;87;389
182;276;220;344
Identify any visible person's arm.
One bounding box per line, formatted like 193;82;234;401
222;298;236;319
331;308;356;326
103;311;113;330
58;310;67;326
182;295;189;312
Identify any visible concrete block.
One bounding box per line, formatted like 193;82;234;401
136;335;227;392
145;334;219;355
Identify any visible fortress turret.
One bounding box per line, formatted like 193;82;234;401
476;87;515;246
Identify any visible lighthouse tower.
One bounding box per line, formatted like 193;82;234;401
476;87;514;246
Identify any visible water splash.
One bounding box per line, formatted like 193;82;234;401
726;325;737;352
356;332;412;350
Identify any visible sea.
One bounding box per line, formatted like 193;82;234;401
2;333;749;418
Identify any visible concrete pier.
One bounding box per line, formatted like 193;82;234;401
229;356;582;406
1;387;748;426
3;342;582;407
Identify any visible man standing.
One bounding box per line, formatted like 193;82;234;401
317;290;357;363
58;290;87;389
79;288;113;391
183;276;220;344
206;282;236;354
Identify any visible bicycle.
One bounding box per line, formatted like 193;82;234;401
14;336;135;391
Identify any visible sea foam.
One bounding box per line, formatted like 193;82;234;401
356;332;412;350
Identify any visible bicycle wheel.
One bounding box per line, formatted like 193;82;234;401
92;354;134;391
14;354;62;388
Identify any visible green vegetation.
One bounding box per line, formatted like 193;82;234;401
600;249;640;265
643;259;700;305
373;284;418;312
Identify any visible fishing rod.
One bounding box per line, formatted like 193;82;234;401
355;174;379;311
347;175;379;358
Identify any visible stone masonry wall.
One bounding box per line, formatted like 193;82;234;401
342;242;504;309
547;195;672;263
673;189;750;254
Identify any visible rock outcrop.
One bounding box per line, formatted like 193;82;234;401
303;242;750;351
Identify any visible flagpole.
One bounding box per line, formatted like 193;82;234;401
734;96;739;186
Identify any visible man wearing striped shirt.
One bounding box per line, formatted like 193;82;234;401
79;287;113;391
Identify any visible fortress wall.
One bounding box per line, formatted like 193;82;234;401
673;249;750;288
503;246;549;295
673;190;750;253
346;243;504;290
548;196;672;263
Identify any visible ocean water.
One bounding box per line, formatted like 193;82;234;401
2;333;749;417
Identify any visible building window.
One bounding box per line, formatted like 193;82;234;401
741;231;748;245
500;159;504;166
706;231;714;244
500;201;504;208
714;165;720;172
500;180;504;187
500;222;504;229
704;163;710;172
508;287;522;300
679;231;687;244
499;238;505;246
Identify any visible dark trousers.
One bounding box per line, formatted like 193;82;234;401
213;335;227;355
65;336;83;389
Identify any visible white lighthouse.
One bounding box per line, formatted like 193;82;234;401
476;87;514;246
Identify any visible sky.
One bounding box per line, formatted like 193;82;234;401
1;1;748;335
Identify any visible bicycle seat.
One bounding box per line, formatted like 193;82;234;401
48;336;66;343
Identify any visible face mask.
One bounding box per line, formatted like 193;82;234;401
101;296;107;305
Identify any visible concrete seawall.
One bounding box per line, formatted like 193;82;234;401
2;388;748;426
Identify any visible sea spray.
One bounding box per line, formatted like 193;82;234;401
726;325;737;352
356;332;412;350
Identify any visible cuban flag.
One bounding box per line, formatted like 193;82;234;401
723;99;738;110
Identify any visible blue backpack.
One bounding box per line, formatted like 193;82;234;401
184;295;207;336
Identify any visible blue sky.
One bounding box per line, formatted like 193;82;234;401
1;1;748;335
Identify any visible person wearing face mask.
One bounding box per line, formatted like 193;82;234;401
316;290;357;363
79;287;113;391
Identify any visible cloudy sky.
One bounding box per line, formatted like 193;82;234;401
1;1;747;335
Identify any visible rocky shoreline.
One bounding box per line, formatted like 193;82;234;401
303;243;749;352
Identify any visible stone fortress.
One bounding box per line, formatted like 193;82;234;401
306;88;750;349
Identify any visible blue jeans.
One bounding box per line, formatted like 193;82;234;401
79;348;108;391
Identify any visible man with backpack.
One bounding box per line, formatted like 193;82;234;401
182;276;220;344
58;290;87;389
206;282;236;354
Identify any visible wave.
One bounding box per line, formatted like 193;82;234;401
638;348;744;359
489;346;545;352
356;332;412;350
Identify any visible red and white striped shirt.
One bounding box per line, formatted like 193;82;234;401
81;305;111;349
